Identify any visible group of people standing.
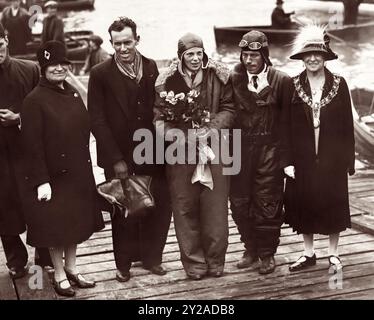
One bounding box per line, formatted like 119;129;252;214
1;0;110;75
0;13;355;298
0;0;66;56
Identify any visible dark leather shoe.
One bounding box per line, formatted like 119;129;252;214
187;273;204;281
208;270;223;278
116;270;131;282
328;255;343;272
144;264;167;276
237;252;259;269
259;256;276;275
52;278;75;297
289;254;316;272
132;261;143;267
65;270;96;288
9;266;28;279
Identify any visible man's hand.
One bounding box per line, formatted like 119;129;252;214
113;160;129;179
37;183;52;202
0;109;20;127
284;165;295;179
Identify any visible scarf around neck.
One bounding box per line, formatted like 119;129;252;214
178;60;204;89
115;49;143;83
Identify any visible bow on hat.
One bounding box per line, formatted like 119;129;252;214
37;40;71;69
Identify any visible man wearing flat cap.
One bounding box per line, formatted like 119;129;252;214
230;30;293;275
41;1;65;45
0;22;52;279
79;35;110;75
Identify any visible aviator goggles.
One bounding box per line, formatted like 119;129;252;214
238;40;268;50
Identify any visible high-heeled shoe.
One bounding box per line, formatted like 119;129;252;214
65;269;96;289
52;278;75;297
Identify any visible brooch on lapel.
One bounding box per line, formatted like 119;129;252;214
44;50;51;60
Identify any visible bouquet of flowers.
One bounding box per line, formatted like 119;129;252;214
158;89;215;190
158;89;210;129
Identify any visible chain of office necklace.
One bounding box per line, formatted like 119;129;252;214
293;74;341;128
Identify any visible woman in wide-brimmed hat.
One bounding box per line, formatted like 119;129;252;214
20;40;104;297
281;25;355;273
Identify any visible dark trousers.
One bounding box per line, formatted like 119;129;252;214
166;163;230;276
230;143;284;259
111;175;172;272
1;235;52;269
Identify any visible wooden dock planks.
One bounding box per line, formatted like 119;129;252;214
1;169;373;300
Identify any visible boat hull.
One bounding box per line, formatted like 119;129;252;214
214;22;374;50
351;89;374;161
0;0;95;11
13;31;92;61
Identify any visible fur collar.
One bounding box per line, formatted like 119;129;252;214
155;58;230;89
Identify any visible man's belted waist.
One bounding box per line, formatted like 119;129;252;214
242;132;276;144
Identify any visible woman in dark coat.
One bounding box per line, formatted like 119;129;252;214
281;25;355;272
20;41;104;297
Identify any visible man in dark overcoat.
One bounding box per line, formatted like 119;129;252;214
87;17;172;282
0;0;32;55
343;0;363;25
0;22;52;278
41;1;65;45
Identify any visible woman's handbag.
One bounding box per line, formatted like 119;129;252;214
97;175;155;219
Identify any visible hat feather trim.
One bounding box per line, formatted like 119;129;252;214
292;24;327;56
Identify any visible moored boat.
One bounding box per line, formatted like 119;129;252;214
351;88;374;160
14;30;93;61
0;0;95;11
214;20;374;50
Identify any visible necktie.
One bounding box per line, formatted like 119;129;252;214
191;72;197;83
252;75;258;90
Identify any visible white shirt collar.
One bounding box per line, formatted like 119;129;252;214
11;7;20;16
247;64;267;80
247;64;269;93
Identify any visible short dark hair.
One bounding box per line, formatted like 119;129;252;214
108;17;137;40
